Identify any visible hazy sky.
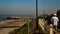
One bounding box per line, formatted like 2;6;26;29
0;0;60;16
38;0;60;15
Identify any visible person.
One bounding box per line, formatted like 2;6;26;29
51;14;59;29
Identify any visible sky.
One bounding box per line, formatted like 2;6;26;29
0;0;60;16
38;0;60;15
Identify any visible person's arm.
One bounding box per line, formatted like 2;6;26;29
57;18;59;26
51;18;53;25
57;18;59;22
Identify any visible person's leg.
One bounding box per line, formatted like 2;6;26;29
56;25;57;29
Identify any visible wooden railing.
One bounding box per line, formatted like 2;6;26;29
38;18;50;34
38;18;44;32
50;24;60;34
38;18;60;34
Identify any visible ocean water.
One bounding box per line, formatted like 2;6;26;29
0;19;15;26
0;20;15;23
0;14;34;17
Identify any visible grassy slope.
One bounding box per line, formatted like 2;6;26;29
9;21;33;34
17;21;33;34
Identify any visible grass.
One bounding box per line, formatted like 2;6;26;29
17;21;33;34
17;27;28;34
9;21;33;34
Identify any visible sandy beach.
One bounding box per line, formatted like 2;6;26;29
0;20;31;34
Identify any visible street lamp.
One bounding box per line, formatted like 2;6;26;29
36;0;38;30
33;0;40;34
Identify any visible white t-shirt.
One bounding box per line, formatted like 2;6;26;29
51;16;59;26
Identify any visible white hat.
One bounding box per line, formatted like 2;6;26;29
53;14;56;16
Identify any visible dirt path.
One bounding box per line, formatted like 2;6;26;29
0;28;15;34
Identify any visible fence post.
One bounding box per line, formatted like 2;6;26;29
50;24;53;34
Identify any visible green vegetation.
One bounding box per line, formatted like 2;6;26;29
17;27;28;34
9;21;33;34
17;21;33;34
